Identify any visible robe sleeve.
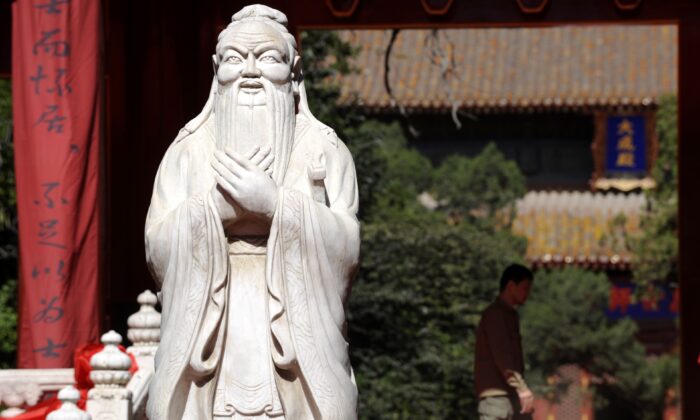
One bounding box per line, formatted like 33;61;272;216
144;140;229;420
267;140;360;420
144;142;191;290
303;139;360;303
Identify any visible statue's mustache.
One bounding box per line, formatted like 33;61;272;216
218;77;288;96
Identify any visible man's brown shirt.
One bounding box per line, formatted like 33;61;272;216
474;298;525;397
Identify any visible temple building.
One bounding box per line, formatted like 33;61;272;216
334;25;676;261
333;24;678;348
335;25;675;192
333;24;678;419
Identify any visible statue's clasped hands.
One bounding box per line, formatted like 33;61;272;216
212;146;278;219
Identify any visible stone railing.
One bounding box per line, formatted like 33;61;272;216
0;290;161;420
0;369;74;417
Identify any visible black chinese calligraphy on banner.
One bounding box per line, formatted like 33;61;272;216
12;0;101;368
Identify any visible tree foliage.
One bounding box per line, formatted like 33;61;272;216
350;224;525;419
0;77;17;368
433;143;526;225
628;96;678;287
0;279;17;369
521;268;679;420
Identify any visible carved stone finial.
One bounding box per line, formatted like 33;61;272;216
47;386;91;420
127;290;161;347
89;330;132;388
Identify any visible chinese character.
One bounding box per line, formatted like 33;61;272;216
47;68;72;96
641;294;663;312
29;67;72;96
39;182;59;208
33;29;70;57
38;219;66;249
35;0;69;15
617;118;634;136
34;105;66;133
56;260;67;281
33;338;66;359
616;152;635;168
29;65;48;95
32;296;64;323
617;135;635;151
30;259;68;281
609;286;632;313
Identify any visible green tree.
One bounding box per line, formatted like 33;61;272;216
433;143;526;226
628;95;678;287
350;223;526;419
0;77;17;368
521;268;679;420
357;121;436;224
300;30;357;132
0;279;17;369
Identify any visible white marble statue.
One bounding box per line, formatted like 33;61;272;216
144;4;360;420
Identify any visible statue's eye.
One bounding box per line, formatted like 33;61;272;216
260;55;279;64
226;55;243;64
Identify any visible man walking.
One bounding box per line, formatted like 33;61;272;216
475;264;535;420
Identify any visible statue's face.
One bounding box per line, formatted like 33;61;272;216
216;21;292;91
213;20;297;182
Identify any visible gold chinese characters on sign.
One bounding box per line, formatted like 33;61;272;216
615;118;636;168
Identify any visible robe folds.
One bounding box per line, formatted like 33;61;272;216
144;114;360;420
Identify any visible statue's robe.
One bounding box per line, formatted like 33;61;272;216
144;113;360;420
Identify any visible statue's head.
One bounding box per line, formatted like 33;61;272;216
213;5;300;183
214;5;300;106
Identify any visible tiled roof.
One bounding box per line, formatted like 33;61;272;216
512;191;645;269
335;25;677;111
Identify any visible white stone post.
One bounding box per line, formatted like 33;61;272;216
86;331;132;420
125;290;161;419
47;386;91;420
126;290;161;370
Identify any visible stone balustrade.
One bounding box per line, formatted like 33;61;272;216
0;290;160;420
0;368;74;416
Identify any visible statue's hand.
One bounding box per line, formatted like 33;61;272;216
212;147;278;219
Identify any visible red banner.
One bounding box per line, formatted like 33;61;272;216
12;0;101;367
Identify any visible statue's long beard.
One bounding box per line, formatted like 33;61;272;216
214;78;296;186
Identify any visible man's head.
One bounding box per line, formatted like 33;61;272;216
213;5;299;184
499;263;534;306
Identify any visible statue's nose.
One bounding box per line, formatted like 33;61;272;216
242;54;261;78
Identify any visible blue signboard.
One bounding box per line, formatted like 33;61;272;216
605;115;646;174
606;284;678;320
